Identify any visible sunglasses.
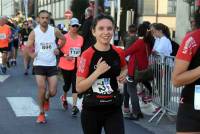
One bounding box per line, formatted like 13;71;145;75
71;25;79;28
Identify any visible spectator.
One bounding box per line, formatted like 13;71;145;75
81;7;96;52
124;23;153;120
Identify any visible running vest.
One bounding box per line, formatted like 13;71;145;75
33;25;57;66
0;24;11;48
58;33;83;70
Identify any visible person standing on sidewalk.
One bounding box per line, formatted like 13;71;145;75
26;10;66;123
76;14;127;134
0;16;11;74
58;18;83;116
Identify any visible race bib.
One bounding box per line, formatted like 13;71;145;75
92;78;113;95
194;85;200;110
69;47;81;57
40;42;54;52
0;34;6;39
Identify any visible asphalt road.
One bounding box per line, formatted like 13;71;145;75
0;55;155;134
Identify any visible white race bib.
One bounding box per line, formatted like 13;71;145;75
39;42;54;53
92;78;113;94
0;34;6;39
194;85;200;110
69;47;81;57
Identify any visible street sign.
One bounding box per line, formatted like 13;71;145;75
64;10;73;20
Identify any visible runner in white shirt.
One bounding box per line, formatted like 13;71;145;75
26;10;66;123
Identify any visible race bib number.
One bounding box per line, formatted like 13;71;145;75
92;78;113;95
0;34;6;39
40;42;53;52
69;47;81;57
194;85;200;110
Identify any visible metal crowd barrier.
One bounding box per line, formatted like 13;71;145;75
147;54;183;124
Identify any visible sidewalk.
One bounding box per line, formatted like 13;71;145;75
135;101;176;134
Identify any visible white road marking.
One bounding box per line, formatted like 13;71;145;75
7;97;41;117
0;75;10;82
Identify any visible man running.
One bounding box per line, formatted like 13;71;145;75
26;10;66;123
0;16;11;74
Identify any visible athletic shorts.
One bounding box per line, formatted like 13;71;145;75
33;66;58;77
176;103;200;132
0;47;9;53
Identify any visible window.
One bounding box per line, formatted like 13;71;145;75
141;0;155;15
168;0;176;14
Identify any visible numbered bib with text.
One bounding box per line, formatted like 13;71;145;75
92;78;113;95
194;85;200;110
69;47;81;57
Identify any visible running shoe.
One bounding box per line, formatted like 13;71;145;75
142;95;153;103
60;95;68;110
1;66;7;74
126;76;133;83
24;70;28;75
43;99;50;111
123;110;131;118
36;113;46;123
71;106;79;116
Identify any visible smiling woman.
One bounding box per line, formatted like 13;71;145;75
76;14;127;134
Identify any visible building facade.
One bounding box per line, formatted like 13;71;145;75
38;0;72;24
0;0;20;17
137;0;177;38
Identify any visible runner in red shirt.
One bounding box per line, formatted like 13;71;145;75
173;9;200;133
76;14;127;134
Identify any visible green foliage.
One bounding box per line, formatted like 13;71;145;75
70;0;89;20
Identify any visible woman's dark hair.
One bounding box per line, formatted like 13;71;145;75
151;23;171;39
128;24;137;33
138;23;154;49
91;14;115;29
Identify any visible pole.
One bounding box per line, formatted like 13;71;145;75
156;0;158;23
95;0;99;16
110;0;115;44
1;0;2;16
117;0;120;27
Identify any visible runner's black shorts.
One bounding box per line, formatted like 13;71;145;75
33;66;58;77
176;103;200;132
0;47;9;53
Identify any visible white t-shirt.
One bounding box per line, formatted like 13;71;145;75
153;36;172;56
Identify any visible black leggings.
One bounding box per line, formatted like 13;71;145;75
142;81;152;94
61;69;77;93
81;108;125;134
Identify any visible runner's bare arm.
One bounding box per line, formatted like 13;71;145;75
172;59;200;87
26;31;36;58
55;28;66;48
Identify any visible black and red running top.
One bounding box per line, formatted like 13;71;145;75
77;45;126;109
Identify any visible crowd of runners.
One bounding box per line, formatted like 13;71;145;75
1;2;200;133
